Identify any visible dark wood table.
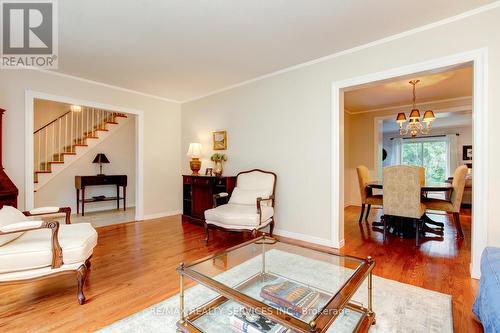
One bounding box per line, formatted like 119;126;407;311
367;181;453;192
75;175;127;216
366;181;453;239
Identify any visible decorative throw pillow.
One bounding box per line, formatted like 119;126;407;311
229;187;272;206
0;206;28;246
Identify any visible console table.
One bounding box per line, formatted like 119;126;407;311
75;175;127;216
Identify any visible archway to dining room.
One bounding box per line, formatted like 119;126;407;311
343;63;473;245
331;50;488;333
331;50;488;281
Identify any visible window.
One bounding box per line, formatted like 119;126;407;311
402;140;447;183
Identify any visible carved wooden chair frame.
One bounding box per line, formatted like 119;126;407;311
0;207;91;304
205;169;277;243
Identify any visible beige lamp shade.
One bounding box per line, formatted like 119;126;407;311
187;143;202;158
396;112;407;123
422;110;436;123
409;109;421;120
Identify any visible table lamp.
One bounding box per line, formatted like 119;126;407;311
93;153;110;176
187;143;202;175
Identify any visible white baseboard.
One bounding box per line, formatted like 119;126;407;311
273;228;340;248
72;204;136;214
139;210;182;221
470;262;481;279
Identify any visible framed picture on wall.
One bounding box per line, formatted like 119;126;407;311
463;145;472;161
213;130;227;150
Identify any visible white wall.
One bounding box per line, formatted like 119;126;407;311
182;7;500;247
34;99;70;131
35;117;137;212
0;70;182;218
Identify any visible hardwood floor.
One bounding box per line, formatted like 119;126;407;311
0;209;483;332
341;206;482;333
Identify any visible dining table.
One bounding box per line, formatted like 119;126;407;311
366;180;454;192
366;180;454;239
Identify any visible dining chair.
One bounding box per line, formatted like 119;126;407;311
356;166;383;223
383;165;427;246
423;165;468;238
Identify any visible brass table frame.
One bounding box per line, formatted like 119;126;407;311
176;236;376;333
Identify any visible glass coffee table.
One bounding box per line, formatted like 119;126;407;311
177;236;375;333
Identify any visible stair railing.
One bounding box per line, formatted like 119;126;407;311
34;108;117;174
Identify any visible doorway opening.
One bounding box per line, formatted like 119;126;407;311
25;91;145;226
332;49;488;279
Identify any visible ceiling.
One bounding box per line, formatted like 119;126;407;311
54;0;494;102
344;66;473;112
382;110;472;133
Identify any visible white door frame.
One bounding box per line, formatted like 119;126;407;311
25;90;145;220
331;48;488;278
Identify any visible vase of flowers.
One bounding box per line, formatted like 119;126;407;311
211;153;227;177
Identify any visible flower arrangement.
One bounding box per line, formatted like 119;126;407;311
210;153;228;162
211;153;227;176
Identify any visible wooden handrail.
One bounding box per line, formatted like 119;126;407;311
33;108;117;175
34;110;71;134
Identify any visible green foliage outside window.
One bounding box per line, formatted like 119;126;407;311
402;141;447;183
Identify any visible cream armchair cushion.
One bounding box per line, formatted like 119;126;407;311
28;206;61;215
229;187;272;205
0;223;97;274
0;206;29;246
205;204;274;229
237;171;275;191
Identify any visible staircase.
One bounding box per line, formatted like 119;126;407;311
34;107;128;191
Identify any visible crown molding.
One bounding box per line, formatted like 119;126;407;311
18;1;500;105
30;68;181;104
347;95;472;115
182;1;500;104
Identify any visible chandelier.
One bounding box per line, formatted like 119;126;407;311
396;80;435;138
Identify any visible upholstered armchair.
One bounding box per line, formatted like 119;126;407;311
0;206;97;304
204;169;276;244
356;166;383;223
423;165;468;238
383;165;426;245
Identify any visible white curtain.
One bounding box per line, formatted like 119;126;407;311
391;138;403;165
447;134;459;177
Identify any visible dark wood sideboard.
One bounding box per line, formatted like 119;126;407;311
0;108;18;208
182;175;236;224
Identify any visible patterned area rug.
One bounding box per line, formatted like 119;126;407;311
98;250;453;332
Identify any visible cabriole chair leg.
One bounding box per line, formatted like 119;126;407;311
204;223;209;245
76;264;88;305
85;257;92;271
